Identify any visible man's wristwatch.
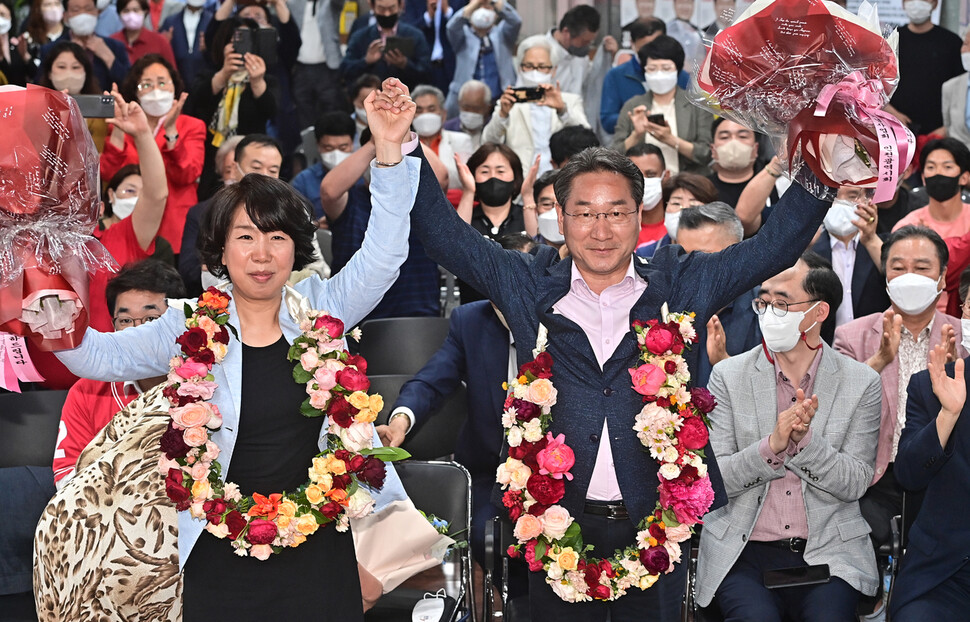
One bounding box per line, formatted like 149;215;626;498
388;411;411;432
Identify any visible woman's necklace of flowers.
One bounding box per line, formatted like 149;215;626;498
497;308;718;602
159;287;408;560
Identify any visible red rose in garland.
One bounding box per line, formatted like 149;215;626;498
677;416;710;450
526;473;565;506
336;367;370;392
176;327;208;355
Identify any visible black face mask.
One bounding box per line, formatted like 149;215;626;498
476;178;516;207
375;12;399;29
567;43;592;57
925;173;961;202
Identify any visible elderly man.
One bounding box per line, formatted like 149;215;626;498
412;84;474;189
404;131;829;619
696;255;881;620
834;225;966;549
443;80;492;148
676;202;761;387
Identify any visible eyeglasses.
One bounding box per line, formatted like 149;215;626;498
137;79;170;92
751;298;819;317
537;198;557;211
113;314;161;329
563;209;638;227
520;63;553;72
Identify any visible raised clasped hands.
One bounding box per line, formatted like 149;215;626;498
769;388;818;454
366;78;416;162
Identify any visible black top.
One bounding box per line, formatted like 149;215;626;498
890;25;964;134
708;168;779;210
182;337;362;621
470;202;526;239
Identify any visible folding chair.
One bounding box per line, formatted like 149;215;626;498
358;317;451;376
366;460;474;622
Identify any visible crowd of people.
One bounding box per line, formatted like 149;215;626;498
5;0;970;620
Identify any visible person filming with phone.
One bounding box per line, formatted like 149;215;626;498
693;254;882;621
481;34;589;177
611;34;712;175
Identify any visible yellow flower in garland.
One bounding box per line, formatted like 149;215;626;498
557;547;579;572
305;484;326;505
296;514;319;536
369;394;384;413
348;391;370;410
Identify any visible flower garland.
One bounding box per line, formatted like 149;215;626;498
497;309;717;602
160;287;408;559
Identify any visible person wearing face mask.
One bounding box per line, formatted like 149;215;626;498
412;84;474;190
102;54;205;260
884;0;962;138
600;18;667;136
707;118;779;210
349;73;381;149
22;0;66;64
889;296;970;620
38;0;130;92
483;36;590;178
0;0;29;85
653;172;716;249
695;254;882;621
940;26;970;150
158;0;213;90
415;0;464;99
665;0;702;75
546;5;617;145
834;226;967;560
442;80;491;149
811;187;890;328
36;40;112;150
613;35;713;175
526;169;565;248
893;138;970;241
291;112;357;221
625;143;668;257
110;0;175;65
443;0;519;119
340;0;431;87
320;128;443;319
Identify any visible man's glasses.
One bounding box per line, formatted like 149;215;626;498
751;298;819;317
113;314;161;329
562;209;638;227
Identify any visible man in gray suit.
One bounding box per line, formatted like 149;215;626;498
941;28;970;150
695;254;882;621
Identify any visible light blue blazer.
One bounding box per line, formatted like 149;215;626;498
56;158;421;569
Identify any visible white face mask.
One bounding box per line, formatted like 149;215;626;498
42;6;63;22
537;208;564;243
519;70;551;87
96;0;111;10
904;0;933;24
664;209;681;240
823;199;859;238
354;107;367;124
320;149;350;170
201;269;225;290
644;70;678;95
469;7;495;29
68;13;98;37
962;319;970;353
111;195;138;219
0;17;11;35
714;139;754;171
887;273;942;315
759;301;820;353
642;176;663;210
962;52;970;73
186;0;206;7
412;112;443;137
138;89;174;117
459;110;484;131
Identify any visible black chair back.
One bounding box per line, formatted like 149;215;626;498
393;460;471;539
0;390;68;468
369;374;467;461
358;317;450;376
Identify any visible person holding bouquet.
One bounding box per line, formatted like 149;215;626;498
32;78;429;621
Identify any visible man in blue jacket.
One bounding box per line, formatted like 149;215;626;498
890;337;970;619
600;18;664;135
407;141;828;620
340;0;431;88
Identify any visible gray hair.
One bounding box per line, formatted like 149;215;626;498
411;84;446;107
458;79;492;103
215;134;245;171
516;34;557;69
677;201;744;243
553;147;644;209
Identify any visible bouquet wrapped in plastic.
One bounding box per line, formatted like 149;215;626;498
0;85;115;351
688;0;914;201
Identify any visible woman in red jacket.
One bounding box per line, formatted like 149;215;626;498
100;53;205;257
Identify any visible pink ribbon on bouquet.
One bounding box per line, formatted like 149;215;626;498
0;332;45;392
813;71;916;203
